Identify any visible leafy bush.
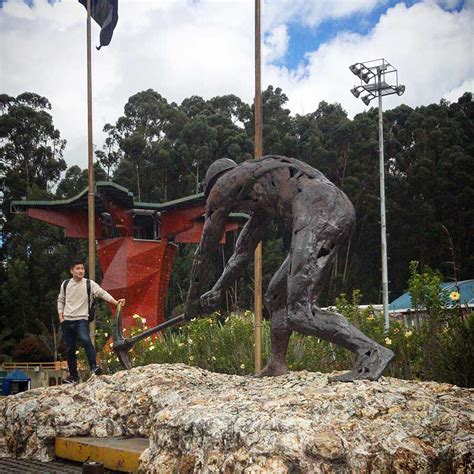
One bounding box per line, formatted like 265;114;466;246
404;262;474;386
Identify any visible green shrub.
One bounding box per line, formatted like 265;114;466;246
405;261;474;386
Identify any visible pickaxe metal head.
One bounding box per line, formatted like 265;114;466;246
112;304;187;370
112;304;133;370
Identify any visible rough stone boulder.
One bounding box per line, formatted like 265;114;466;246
0;364;472;472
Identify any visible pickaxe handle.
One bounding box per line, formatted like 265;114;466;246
112;303;187;369
127;314;186;345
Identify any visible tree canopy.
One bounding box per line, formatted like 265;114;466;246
1;88;472;360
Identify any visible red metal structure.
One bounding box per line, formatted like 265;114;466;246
11;182;245;329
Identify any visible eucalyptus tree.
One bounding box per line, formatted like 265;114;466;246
0;93;71;354
0;92;66;208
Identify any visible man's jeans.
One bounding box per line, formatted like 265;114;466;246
62;320;96;379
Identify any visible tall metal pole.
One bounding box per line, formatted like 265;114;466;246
86;0;96;345
377;69;389;331
253;0;263;373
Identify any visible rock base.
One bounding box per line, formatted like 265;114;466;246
1;364;472;472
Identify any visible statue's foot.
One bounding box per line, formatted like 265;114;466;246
256;362;289;377
329;346;394;383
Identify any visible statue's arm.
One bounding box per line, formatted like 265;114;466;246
205;210;270;299
184;206;229;318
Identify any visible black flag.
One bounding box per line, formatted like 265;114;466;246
79;0;118;50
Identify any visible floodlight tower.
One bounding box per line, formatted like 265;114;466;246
349;58;405;331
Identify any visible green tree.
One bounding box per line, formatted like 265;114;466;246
0;92;66;202
95;124;122;179
110;89;178;201
0;93;78;360
56;163;106;199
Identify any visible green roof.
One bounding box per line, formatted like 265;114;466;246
11;181;205;214
11;182;248;222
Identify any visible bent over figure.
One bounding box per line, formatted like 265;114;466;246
185;155;394;382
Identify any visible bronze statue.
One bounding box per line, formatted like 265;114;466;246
185;155;394;382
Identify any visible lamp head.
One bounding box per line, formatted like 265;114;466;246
361;71;373;84
349;63;362;76
396;85;406;96
351;87;362;98
361;94;373;106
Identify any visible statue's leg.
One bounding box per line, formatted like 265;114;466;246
257;255;292;377
287;189;394;381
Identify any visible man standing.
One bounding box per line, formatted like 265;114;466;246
185;155;394;382
58;259;125;384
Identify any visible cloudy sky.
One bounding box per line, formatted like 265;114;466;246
1;0;473;169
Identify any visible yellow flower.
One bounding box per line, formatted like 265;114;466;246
240;364;245;369
75;350;80;355
189;355;194;361
188;338;193;344
366;315;375;321
404;331;413;338
384;337;392;345
212;356;217;361
449;291;460;301
149;345;155;351
393;327;400;334
178;342;185;347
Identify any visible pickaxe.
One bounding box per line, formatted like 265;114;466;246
112;303;186;369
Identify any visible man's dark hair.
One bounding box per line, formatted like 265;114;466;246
70;259;85;270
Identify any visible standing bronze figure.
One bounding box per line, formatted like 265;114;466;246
185;155;394;382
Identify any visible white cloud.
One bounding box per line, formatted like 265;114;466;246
443;78;474;102
262;0;380;29
263;24;289;62
0;0;472;170
266;1;474;116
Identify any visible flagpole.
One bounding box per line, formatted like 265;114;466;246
254;0;263;374
86;0;96;346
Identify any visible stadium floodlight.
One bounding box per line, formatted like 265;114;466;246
349;63;363;76
350;62;376;84
396;85;406;96
348;58;405;332
361;71;374;83
351;86;363;98
361;94;373;106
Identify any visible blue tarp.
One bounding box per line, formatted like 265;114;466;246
389;279;474;312
4;369;30;381
2;369;31;396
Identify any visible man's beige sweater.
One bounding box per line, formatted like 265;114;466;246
57;278;116;321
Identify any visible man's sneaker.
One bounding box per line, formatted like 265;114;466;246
91;366;103;376
62;377;79;385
